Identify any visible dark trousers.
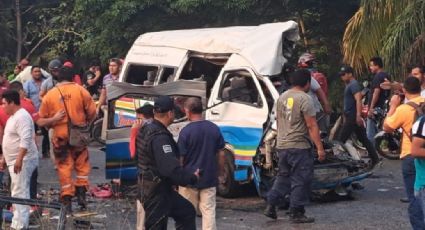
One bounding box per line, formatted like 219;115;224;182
143;189;196;230
402;156;425;230
41;127;50;157
338;116;379;163
267;149;314;210
30;169;38;199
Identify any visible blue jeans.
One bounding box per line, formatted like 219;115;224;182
366;118;377;147
267;149;314;209
402;156;425;230
415;188;425;228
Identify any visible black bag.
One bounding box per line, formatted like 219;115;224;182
56;86;91;148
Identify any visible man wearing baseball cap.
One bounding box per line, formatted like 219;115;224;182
136;95;200;229
337;65;379;168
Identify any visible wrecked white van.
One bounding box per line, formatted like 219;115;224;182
105;21;371;198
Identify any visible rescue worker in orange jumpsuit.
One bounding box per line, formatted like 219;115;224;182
39;66;96;213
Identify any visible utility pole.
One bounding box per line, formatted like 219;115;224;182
15;0;22;62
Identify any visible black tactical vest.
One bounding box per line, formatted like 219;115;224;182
136;120;172;177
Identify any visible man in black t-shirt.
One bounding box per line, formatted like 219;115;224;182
366;57;391;147
83;60;102;98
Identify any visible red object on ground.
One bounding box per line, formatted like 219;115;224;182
90;184;113;198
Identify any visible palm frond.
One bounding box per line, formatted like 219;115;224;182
402;33;425;70
381;0;425;80
342;0;411;75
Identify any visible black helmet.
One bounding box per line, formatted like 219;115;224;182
48;59;62;70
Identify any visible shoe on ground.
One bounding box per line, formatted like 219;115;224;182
76;186;88;211
400;197;409;203
263;204;277;220
61;195;73;214
290;213;315;223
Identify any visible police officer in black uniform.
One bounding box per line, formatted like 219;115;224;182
136;95;200;230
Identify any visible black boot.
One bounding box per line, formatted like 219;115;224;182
61;195;72;215
76;186;88;210
263;204;277;220
289;207;314;224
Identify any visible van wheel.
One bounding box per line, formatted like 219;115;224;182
92;119;105;145
217;152;239;198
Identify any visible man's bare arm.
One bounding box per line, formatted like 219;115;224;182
304;115;325;161
411;137;425;158
315;88;331;114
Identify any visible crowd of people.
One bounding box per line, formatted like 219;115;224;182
0;57;122;229
0;52;425;230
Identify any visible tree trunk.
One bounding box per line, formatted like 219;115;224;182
15;0;22;62
297;10;309;52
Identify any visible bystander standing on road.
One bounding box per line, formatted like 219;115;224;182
136;96;199;229
24;66;49;158
38;66;96;213
1;90;39;229
411;115;425;225
97;58;121;114
13;58;51;84
366;57;391;147
8;64;22;82
83;60;102;99
337;65;379;167
39;59;62;164
264;69;325;223
298;53;331;132
178;97;225;230
383;77;425;230
129;104;154;230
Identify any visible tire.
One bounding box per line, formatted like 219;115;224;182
375;133;400;160
217;152;239;198
91;118;105;145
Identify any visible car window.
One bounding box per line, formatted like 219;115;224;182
158;67;176;84
124;64;158;85
218;70;261;107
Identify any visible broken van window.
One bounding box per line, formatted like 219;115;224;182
219;71;261;107
159;67;176;84
124;64;158;85
180;57;226;98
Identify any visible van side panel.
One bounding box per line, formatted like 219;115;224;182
219;126;263;182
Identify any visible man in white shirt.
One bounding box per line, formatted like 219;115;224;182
1;90;39;229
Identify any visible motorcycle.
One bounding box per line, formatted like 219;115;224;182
372;107;401;160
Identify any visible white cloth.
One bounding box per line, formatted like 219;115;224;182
8;158;38;229
2;108;39;166
13;66;51;84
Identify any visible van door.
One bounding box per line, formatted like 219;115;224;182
206;68;268;184
105;81;207;181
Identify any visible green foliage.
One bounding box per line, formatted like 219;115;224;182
0;0;360;110
343;0;425;80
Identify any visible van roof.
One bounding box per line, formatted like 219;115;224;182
134;21;299;76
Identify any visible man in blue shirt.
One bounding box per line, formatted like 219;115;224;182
178;97;225;230
24;66;49;158
337;65;379;167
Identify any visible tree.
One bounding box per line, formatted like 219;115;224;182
342;0;425;79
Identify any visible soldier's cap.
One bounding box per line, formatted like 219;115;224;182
338;65;354;76
154;96;175;113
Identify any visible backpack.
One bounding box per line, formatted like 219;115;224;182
402;101;425;141
406;101;425;122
